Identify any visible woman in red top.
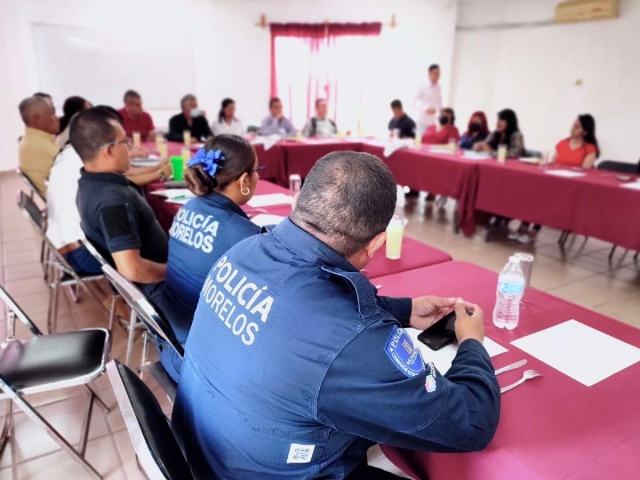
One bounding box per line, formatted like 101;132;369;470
422;108;460;145
553;114;599;169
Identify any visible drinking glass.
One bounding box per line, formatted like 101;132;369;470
132;131;141;148
386;215;405;260
183;130;191;147
497;144;507;164
289;174;302;194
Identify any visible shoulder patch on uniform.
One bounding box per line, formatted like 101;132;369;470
100;205;133;239
385;327;425;378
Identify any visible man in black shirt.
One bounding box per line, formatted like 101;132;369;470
388;99;417;139
166;94;213;142
72;107;168;295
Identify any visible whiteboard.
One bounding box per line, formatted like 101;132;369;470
33;23;195;110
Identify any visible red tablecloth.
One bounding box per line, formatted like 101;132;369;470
282;140;362;178
371;261;640;480
360;143;481;236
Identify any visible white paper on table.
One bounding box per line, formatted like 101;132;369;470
165;198;190;205
149;188;194;200
383;139;413;158
247;193;293;208
511;320;640;386
131;157;160;167
544;170;587;178
463;151;492;160
406;328;508;375
251;214;286;227
251;135;281;151
621;182;640;190
191;143;205;150
429;146;451;154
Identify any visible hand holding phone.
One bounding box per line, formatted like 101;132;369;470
454;301;484;345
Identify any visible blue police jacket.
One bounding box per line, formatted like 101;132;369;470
172;218;501;479
156;192;261;343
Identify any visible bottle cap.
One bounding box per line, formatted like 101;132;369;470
509;255;521;264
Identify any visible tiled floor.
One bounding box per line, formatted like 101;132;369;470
0;172;638;479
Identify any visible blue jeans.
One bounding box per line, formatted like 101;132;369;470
63;246;102;275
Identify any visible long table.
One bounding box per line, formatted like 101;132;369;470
144;180;452;279
141;141;640;251
371;261;640;480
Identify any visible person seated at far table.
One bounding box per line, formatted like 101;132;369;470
302;98;337;138
148;135;263;381
388;99;416;139
48;106;171;277
18;95;61;196
211;98;244;136
172;150;500;480
474;109;525;159
72;107;168;297
56;96;92;147
118;90;156;142
422;107;460;145
552;114;599;169
460;111;490;150
259;97;297;137
167;94;213;143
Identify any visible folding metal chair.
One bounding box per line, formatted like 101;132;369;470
16;191;109;334
107;360;193;480
0;285;111;479
101;265;181;401
16;168;49;273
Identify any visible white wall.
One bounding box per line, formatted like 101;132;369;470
0;0;458;172
452;0;640;162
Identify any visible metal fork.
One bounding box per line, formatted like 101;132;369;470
500;370;543;394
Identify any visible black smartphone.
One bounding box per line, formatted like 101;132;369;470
418;311;457;351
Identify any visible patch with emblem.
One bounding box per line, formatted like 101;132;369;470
425;362;437;392
385;327;425;378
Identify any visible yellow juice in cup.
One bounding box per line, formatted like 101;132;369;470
181;148;191;165
386;216;405;260
414;136;422;149
158;142;168;159
183;130;191;147
497;144;507;164
155;135;164;150
132;132;141;148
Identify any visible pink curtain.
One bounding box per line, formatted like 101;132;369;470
270;23;382;127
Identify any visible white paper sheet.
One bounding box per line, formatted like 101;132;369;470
247;193;293;208
383;139;413;158
191;143;205;150
544;170;586;178
250;135;281;151
463;151;492;160
251;214;286;227
406;328;508;374
165;198;190;205
518;157;541;165
131;157;160;167
149;188;194;200
511;320;640;386
621;182;640;191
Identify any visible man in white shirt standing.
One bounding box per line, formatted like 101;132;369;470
414;64;443;138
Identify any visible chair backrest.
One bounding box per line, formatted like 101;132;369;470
16;168;46;204
596;160;639;174
106;360;194;480
0;284;42;336
101;265;183;357
80;239;109;267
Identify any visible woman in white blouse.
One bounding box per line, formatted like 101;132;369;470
211;98;244;136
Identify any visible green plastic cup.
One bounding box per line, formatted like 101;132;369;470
170;156;184;181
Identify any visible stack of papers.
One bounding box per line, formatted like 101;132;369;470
383;139;413;158
463;151;492;160
251;214;286;227
406;328;507;374
247;193;293;208
544;170;586;178
150;188;195;200
251;135;281;151
511;320;640;386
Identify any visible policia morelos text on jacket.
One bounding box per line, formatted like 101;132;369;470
173;151;501;479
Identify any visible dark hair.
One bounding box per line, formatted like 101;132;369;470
59;96;88;133
390;99;403;109
269;97;281;108
184;135;256;196
70;107;121;162
290;151;396;257
442;107;456;125
465;111;490;137
123;90;141;103
315;98;326;108
429;64;440;73
218;98;235;123
488;109;519;150
578;114;599;158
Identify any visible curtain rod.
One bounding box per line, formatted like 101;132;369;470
255;14;397;29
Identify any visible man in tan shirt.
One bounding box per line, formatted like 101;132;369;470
18;96;61;195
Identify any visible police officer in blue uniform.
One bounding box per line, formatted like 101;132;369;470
150;135;262;381
173;151;501;479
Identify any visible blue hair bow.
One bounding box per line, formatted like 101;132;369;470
187;148;225;178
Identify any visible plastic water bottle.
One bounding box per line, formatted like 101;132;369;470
493;256;525;330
